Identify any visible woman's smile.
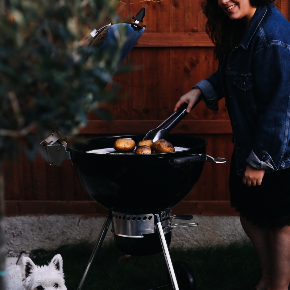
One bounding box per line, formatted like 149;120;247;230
227;4;237;11
218;0;257;27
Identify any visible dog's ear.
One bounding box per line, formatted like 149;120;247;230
49;254;63;272
21;257;36;278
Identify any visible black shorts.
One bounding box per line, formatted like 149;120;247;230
229;150;290;228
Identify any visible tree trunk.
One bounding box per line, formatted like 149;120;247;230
0;161;6;290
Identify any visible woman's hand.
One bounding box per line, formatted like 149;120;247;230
242;164;265;187
174;88;202;113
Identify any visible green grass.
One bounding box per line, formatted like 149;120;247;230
31;241;261;290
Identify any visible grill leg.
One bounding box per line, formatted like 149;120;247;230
77;211;112;290
155;213;179;290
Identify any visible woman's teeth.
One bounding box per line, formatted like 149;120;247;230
227;4;236;10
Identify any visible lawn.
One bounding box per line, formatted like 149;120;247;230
31;241;261;290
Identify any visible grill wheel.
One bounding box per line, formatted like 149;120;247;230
167;261;196;290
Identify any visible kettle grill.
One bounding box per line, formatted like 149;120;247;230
41;8;228;290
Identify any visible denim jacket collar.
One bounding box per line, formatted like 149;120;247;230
240;5;268;50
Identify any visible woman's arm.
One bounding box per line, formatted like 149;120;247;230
175;69;224;112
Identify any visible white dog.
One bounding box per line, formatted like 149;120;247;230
7;254;67;290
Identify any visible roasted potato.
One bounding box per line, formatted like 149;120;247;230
114;138;136;152
152;139;175;153
135;145;152;154
137;140;153;148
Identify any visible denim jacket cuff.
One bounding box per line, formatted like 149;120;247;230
192;80;219;111
246;150;276;171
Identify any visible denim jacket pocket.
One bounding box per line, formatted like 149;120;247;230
233;75;256;111
234;75;253;91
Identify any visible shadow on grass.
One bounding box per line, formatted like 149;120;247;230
31;241;260;290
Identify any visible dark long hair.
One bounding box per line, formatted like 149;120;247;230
202;0;275;60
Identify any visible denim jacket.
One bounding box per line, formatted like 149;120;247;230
194;4;290;175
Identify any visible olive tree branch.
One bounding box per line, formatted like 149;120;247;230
8;91;24;128
0;123;36;137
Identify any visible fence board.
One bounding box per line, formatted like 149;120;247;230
170;0;185;32
142;49;159;119
32;156;47;200
4;160;20;200
185;0;200;32
128;49;145;119
78;120;232;134
157;49;174;120
5;200;238;216
156;0;171;33
46;162;61;201
60;160;76;201
281;0;290;20
135;32;214;47
20;154;33;200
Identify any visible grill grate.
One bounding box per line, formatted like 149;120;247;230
86;147;190;155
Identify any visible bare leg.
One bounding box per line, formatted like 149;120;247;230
241;216;290;290
240;216;270;290
267;225;290;290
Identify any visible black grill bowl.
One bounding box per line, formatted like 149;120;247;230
70;134;207;213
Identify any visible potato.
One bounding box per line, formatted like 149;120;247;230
151;139;175;153
137;140;153;148
135;145;152;154
114;138;136;152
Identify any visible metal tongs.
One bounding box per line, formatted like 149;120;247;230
143;102;188;142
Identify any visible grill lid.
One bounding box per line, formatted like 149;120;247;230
87;8;146;83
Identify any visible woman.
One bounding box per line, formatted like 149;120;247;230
175;1;290;290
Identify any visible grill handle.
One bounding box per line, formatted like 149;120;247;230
40;131;71;166
172;215;193;220
171;223;198;228
40;141;71;166
171;215;198;228
169;154;228;165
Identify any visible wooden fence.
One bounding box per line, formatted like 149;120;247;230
5;0;290;216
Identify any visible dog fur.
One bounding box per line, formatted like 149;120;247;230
7;254;67;290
